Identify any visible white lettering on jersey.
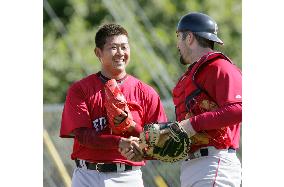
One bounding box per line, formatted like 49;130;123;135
92;117;106;132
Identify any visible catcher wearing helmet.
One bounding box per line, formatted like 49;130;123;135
122;12;242;187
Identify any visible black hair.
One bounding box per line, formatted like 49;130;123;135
181;31;214;49
95;23;128;49
193;33;214;49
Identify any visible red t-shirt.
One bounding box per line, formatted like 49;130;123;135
60;72;167;166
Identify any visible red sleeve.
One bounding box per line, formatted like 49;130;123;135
190;60;242;131
201;59;242;107
191;103;242;131
60;83;92;138
73;128;121;149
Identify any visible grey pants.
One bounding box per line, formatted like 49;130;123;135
71;167;144;187
181;147;242;187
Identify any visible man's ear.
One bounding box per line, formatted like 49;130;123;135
94;47;101;58
186;32;194;45
94;47;103;63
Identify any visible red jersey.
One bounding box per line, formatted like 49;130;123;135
173;52;242;152
60;72;167;166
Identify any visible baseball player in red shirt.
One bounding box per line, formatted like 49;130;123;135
174;12;242;187
122;12;242;187
60;23;167;187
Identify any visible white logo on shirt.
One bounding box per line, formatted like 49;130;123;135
93;117;106;132
235;95;242;99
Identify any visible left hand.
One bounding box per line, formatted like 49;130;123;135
114;110;128;125
104;79;137;134
138;122;191;162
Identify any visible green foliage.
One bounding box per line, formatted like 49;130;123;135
44;0;242;104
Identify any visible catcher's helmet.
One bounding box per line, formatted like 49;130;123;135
177;12;223;45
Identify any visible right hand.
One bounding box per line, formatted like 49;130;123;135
179;119;196;137
120;141;144;162
118;136;139;152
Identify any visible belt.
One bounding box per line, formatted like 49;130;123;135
75;159;140;172
187;146;236;160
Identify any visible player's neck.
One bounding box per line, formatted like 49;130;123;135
191;48;213;63
100;70;127;81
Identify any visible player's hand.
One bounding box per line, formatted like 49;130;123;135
114;111;135;132
118;136;139;152
179;119;196;137
114;110;128;125
120;141;144;162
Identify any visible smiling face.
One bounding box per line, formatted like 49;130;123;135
95;34;130;79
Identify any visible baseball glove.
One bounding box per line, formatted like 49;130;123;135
104;79;142;135
139;122;190;162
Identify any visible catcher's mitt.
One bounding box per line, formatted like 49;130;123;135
104;79;142;135
139;122;190;162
